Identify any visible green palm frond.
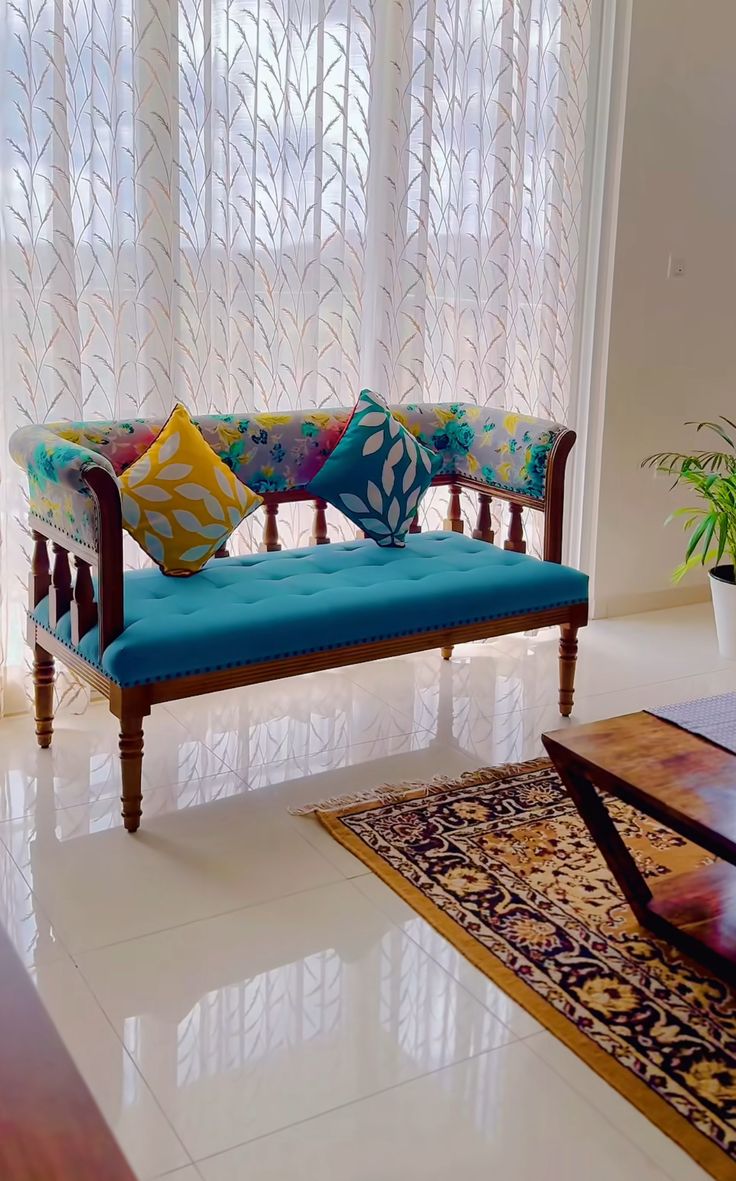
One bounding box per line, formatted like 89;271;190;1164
641;450;736;475
643;416;736;581
688;417;736;449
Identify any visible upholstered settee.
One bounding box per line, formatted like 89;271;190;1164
11;402;589;832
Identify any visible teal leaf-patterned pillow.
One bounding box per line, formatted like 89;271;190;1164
308;390;440;546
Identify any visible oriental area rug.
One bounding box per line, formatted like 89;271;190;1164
299;758;736;1180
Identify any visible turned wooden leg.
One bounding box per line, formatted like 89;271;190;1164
119;716;144;833
441;646;454;661
32;646;55;749
559;623;579;717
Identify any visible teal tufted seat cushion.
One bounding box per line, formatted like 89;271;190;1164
32;532;588;687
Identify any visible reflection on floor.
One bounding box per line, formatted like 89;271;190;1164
0;603;727;1179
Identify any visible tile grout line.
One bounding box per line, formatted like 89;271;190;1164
153;1168;204;1181
0;739;457;966
190;1042;517;1174
54;872;372;958
71;877;519;1169
0;815;350;963
77;963;197;1175
339;669;423;731
4;649;735;829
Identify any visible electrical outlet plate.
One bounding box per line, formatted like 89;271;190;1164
667;254;685;278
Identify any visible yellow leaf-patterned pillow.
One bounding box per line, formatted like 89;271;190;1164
119;404;262;576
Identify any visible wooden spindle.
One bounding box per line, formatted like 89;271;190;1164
48;544;72;627
259;502;281;552
310;498;330;545
472;493;494;544
443;482;464;533
409;514;422;534
504;503;526;553
214;545;229;558
71;557;98;645
29;531;50;609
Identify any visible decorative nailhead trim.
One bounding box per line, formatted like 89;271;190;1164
30;595;589;688
29;513;98;549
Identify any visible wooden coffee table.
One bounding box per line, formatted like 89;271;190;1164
543;711;736;982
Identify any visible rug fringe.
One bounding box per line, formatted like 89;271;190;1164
289;755;552;815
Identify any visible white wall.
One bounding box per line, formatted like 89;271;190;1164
592;0;736;617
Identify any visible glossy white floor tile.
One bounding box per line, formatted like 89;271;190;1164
77;880;513;1160
0;785;344;952
197;1041;672;1181
0;601;732;1181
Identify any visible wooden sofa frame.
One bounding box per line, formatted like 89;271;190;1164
26;428;587;833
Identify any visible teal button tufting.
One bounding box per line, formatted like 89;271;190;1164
31;532;588;687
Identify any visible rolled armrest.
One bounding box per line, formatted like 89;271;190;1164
10;425;119;554
444;405;563;502
395;402;564;502
10;424;117;494
447;406;576;562
12;425;124;651
395;402;575;563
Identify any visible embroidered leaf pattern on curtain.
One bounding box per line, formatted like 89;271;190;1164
0;0;591;711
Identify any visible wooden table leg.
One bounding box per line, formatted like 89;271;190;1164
552;757;653;924
545;741;736;983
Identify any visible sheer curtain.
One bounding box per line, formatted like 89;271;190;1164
0;0;591;713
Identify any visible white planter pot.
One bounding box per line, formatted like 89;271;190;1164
709;565;736;658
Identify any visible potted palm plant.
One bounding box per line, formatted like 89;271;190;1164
643;417;736;658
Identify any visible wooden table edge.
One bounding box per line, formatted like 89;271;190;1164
542;712;736;864
542;711;736;983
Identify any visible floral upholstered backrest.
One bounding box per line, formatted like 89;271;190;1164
48;402;562;502
10;401;564;552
